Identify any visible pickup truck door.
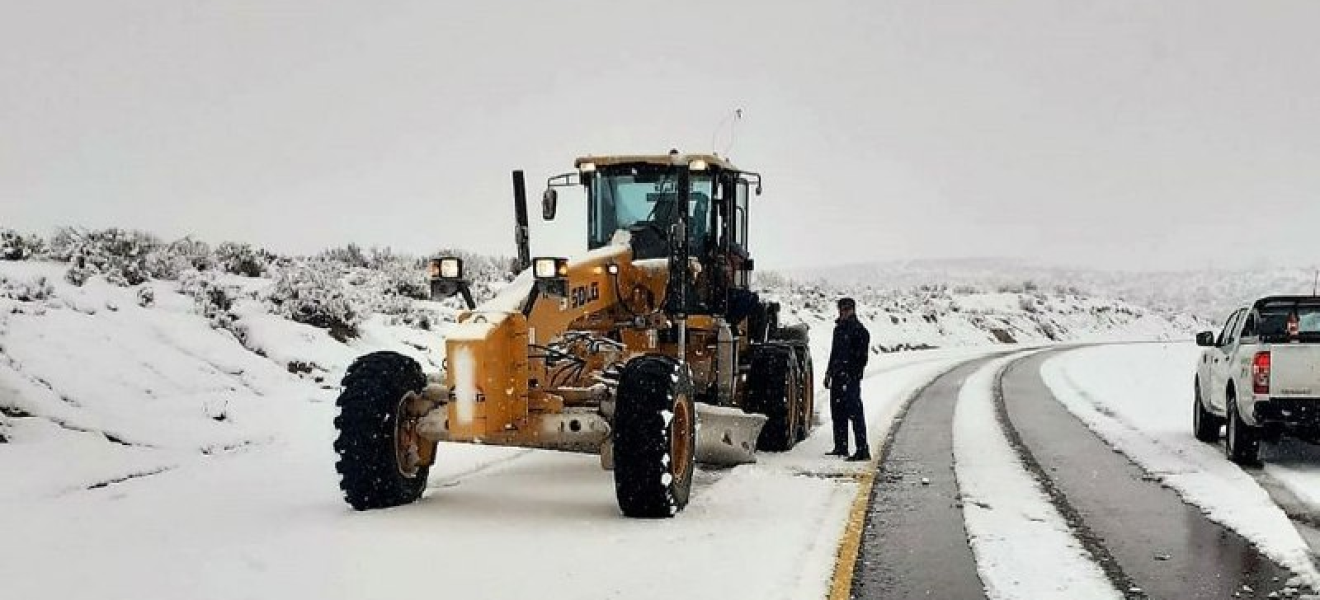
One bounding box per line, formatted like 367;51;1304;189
1208;308;1246;412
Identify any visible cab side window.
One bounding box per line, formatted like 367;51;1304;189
1239;312;1257;339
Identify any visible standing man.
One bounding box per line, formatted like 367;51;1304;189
825;297;871;461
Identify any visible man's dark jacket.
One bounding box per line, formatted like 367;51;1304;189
827;315;870;382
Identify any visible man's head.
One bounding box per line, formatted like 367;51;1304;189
837;297;856;320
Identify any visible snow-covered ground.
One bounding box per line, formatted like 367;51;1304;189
0;255;1005;600
954;353;1121;600
1042;344;1320;589
0;231;1226;600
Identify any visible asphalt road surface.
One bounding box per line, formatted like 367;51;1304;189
850;350;1297;599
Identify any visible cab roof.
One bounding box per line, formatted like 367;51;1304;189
573;153;740;172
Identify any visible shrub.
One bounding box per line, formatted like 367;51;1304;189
319;244;369;269
144;237;213;280
0;275;54;301
215;242;270;277
179;271;239;331
265;262;361;341
65;265;92;287
136;287;156;308
0;229;45;261
50;227;160;286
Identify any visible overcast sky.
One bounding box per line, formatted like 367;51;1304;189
3;1;1318;271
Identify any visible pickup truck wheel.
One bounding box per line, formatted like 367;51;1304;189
1225;394;1261;466
1193;377;1224;443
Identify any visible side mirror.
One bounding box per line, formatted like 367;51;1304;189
1195;331;1216;347
542;188;558;221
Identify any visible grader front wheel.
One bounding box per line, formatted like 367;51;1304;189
333;351;434;510
613;355;697;518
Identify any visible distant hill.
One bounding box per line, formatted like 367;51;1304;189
782;258;1320;323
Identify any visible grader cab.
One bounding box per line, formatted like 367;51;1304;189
333;151;813;518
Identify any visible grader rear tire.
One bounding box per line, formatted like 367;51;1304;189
795;348;815;442
748;345;802;452
333;351;431;510
613;355;696;519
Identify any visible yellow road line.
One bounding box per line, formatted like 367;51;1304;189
828;463;878;600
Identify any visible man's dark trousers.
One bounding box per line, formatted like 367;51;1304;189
830;374;868;455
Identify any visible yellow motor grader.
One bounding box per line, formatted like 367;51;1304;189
333;151;813;518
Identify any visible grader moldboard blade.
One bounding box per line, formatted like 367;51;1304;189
694;403;768;466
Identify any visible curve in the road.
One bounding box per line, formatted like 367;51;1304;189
998;350;1295;599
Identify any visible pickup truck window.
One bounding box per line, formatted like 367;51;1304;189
1240;313;1257;338
1218;309;1245;347
1258;300;1320;341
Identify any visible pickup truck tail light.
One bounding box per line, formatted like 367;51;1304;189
1252;351;1271;395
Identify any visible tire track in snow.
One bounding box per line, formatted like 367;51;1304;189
427;447;537;489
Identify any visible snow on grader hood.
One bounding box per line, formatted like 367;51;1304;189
332;154;810;519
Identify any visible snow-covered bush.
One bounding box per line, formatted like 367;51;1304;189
214;242;271;277
319;244;369;269
179;270;239;332
64;266;90;286
49;227;160;286
1019;295;1039;313
0;275;54;302
144;237;213;280
265;262;362;341
0;229;45;261
136;287;156;308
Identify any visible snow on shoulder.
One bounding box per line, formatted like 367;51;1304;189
954;352;1122;600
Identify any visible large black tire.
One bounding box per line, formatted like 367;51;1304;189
770;324;814;442
1193;376;1223;443
613;355;697;518
747;345;802;452
1225;389;1261;466
795;348;815;442
333;351;431;510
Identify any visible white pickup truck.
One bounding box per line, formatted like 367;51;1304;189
1194;296;1320;465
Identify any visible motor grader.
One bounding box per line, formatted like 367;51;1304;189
333;151;813;518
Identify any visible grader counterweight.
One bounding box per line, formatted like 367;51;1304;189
332;151;813;518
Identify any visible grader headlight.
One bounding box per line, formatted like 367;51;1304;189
533;257;570;298
436;257;464;280
533;257;569;280
428;256;475;308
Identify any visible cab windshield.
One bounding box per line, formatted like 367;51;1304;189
587;168;713;254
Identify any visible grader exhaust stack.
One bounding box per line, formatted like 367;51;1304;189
334;152;813;518
511;170;532;275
